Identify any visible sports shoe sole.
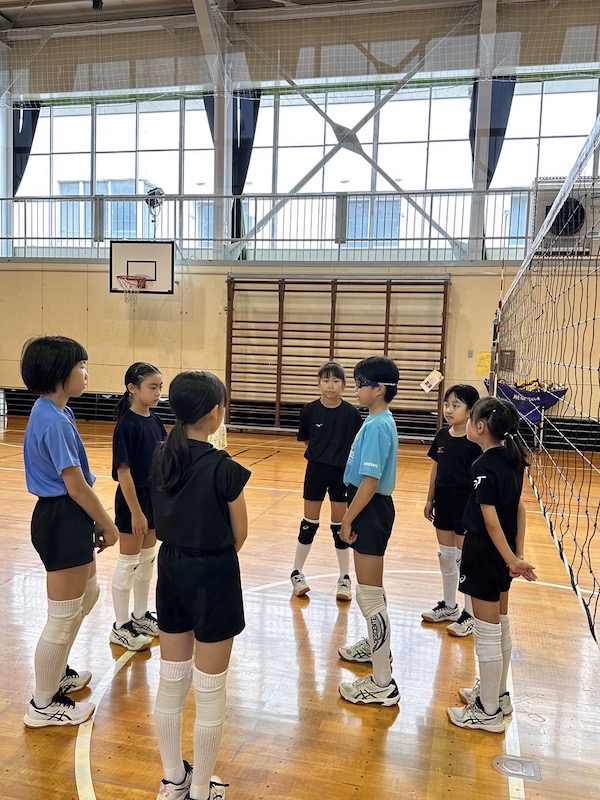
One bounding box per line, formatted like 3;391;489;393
421;609;461;623
109;632;153;651
336;590;352;601
447;622;474;637
292;585;310;597
61;673;92;693
446;707;506;732
338;683;400;707
23;703;95;728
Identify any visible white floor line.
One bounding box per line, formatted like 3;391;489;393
75;649;137;800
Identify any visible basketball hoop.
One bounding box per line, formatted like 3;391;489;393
117;275;147;307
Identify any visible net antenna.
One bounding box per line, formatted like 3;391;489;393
145;187;164;236
116;275;147;307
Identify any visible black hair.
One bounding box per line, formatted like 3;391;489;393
317;361;346;382
470;396;529;471
113;361;162;420
354;356;399;403
20;335;88;395
152;370;227;493
443;384;480;410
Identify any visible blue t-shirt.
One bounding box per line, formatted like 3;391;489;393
23;397;95;497
344;409;398;496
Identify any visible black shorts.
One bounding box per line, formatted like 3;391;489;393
346;484;395;557
433;485;471;535
31;494;95;572
459;532;513;602
115;485;155;534
303;461;347;503
156;543;245;643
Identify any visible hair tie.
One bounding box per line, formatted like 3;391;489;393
504;432;515;439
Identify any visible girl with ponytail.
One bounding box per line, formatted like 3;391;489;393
110;362;166;652
447;397;536;733
150;371;250;800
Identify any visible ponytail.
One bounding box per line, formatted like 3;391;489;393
113;361;161;420
471;397;529;471
152;421;191;493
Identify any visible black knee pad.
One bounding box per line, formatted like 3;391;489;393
298;519;319;544
331;523;349;550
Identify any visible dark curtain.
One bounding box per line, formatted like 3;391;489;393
203;90;261;257
469;76;516;189
469;77;516;257
13;102;41;196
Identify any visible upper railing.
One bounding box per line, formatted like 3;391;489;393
0;189;532;262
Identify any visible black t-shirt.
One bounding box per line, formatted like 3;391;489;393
297;399;363;468
461;446;523;547
427;427;482;488
112;409;167;486
151;441;251;551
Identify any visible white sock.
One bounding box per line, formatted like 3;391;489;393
133;546;156;619
190;668;228;800
335;545;351;578
438;544;459;607
155;658;194;784
474;618;503;715
499;614;512;696
356;584;392;688
112;553;139;628
59;573;99;679
463;593;473;616
293;543;312;573
34;596;83;707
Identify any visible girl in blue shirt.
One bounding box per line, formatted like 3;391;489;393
21;335;118;729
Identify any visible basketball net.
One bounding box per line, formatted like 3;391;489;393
116;275;147;307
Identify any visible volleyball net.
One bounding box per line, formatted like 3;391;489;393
497;116;600;643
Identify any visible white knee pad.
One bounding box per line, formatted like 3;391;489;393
41;599;84;645
112;553;139;592
356;583;387;619
438;545;458;575
473;618;502;663
155;658;194;714
193;668;227;727
135;547;156;583
82;574;100;617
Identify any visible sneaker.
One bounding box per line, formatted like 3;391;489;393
447;696;506;732
208;775;229;800
60;665;92;694
459;678;513;715
131;610;160;637
110;620;153;651
447;610;474;637
421;600;461;623
338;637;393;664
290;570;310;597
157;760;192;800
23;691;95;728
339;674;400;707
336;574;352;601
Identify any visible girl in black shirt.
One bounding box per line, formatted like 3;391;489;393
151;371;250;800
447;397;536;734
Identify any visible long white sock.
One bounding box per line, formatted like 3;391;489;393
155;658;194;784
293;543;312;573
463;593;473;616
473;618;503;714
438;544;459;607
112;553;139;628
356;584;392;687
34;597;84;707
335;545;351;578
133;546;156;619
499;614;512;695
60;573;99;679
190;668;228;800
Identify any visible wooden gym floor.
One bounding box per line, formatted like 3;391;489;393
0;418;598;800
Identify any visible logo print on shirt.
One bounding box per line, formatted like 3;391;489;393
437;446;444;454
473;475;487;489
315;423;323;427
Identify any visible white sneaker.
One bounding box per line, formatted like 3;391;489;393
60;665;92;694
131;610;160;637
421;600;461;623
336;574;352;601
338;637;393;665
110;620;153;651
24;691;95;728
290;570;310;596
447;610;474;637
459;678;513;715
156;760;192;800
209;775;229;799
447;696;506;732
339;675;400;707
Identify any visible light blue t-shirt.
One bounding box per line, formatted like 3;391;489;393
344;409;398;496
23;397;95;497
